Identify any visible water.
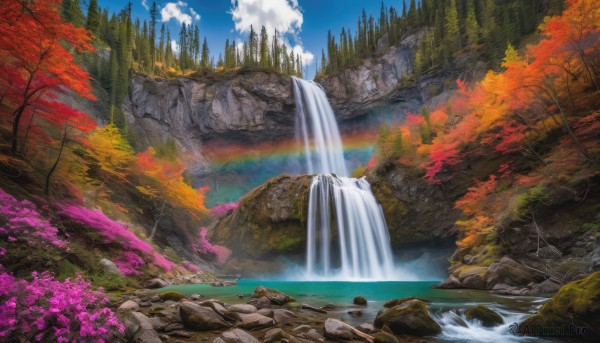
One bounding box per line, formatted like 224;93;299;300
293;78;348;176
293;77;397;281
306;174;395;280
162;280;552;342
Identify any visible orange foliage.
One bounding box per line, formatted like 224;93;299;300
135;148;208;218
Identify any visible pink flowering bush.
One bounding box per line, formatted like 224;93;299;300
192;227;217;259
114;251;145;276
0;267;124;342
0;188;67;249
183;261;200;273
59;205;177;272
210;202;238;218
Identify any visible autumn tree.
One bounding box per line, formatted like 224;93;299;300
135;148;208;240
0;0;95;156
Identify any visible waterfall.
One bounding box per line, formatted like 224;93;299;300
293;77;396;280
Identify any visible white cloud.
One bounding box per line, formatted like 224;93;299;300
230;0;303;37
171;40;180;54
142;0;149;10
291;44;314;66
161;1;200;26
190;8;201;21
230;0;313;65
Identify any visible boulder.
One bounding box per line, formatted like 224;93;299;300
99;258;122;276
159;291;186;302
121;311;163;343
373;330;399;343
464;305;504;327
179;301;230;331
231;312;275;330
247;296;271;309
383;297;429;308
521;272;600;339
145;278;169;289
227;304;257;314
486;257;544;288
273;309;297;324
357;323;375;333
323;318;353;341
214;328;260;343
251;286;294;305
263;328;287;343
118;300;141;312
301;303;327;314
353;296;367;305
374;299;441;336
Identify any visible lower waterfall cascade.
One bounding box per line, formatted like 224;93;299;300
292;77;397;280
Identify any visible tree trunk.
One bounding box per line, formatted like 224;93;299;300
45;127;68;195
149;197;167;240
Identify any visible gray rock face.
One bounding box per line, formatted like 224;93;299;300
123;71;295;177
121;311;163;343
179;301;230;331
99;258;122;276
317;32;421;119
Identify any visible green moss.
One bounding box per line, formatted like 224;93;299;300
384;297;430;308
465;305;504;327
522;272;600;331
159;291;186;301
374;300;442;336
272;236;302;252
513;184;549;219
89;272;128;291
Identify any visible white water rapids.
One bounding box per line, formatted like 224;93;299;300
292;77;396;280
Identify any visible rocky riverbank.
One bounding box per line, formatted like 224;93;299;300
112;285;446;343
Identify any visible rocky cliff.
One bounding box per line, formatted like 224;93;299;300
210;164;462;267
209;174;312;260
123;70;296;176
317;31;488;119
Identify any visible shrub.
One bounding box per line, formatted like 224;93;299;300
209;202;238;218
59;205;177;272
0;188;67;249
0;267;123;341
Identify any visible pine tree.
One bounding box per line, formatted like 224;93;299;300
445;0;461;51
165;30;172;67
149;1;158;69
86;0;100;34
272;30;280;71
159;23;165;63
465;0;480;46
193;25;200;63
201;37;209;69
259;26;269;68
179;24;187;70
67;0;85;27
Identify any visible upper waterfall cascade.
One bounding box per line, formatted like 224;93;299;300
292;77;397;280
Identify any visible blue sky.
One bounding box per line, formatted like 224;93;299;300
99;0;402;79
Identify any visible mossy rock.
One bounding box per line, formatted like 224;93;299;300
521;272;600;338
353;296;367;305
383;297;430;308
159;291;186;301
374;299;442;336
373;330;399;343
251;286;294;305
464;305;504;327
